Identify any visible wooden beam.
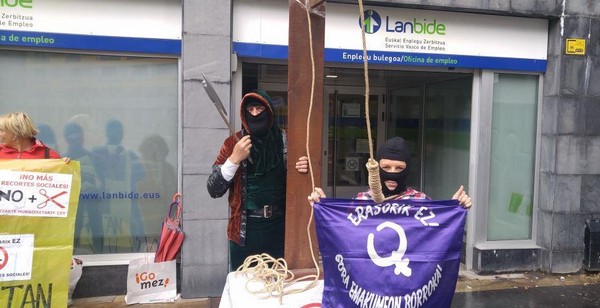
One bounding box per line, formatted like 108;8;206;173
285;0;325;270
311;0;326;9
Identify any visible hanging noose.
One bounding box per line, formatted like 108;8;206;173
358;0;385;203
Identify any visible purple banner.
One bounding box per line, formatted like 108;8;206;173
314;198;467;308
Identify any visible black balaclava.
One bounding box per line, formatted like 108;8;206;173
240;91;282;176
244;98;270;138
376;137;411;197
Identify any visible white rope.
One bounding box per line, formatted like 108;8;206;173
236;0;321;303
357;0;385;203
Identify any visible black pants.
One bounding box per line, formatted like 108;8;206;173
229;215;285;271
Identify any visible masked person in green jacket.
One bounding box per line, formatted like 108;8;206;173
207;89;308;270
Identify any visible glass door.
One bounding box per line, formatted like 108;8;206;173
386;76;472;200
322;87;384;198
422;77;472;200
386;86;423;190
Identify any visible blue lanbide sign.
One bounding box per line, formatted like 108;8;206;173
233;42;547;72
0;30;181;55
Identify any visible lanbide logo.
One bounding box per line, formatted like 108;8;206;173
360;10;447;35
0;0;33;8
358;10;381;34
135;271;170;290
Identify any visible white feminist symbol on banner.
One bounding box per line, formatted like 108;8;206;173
367;221;412;277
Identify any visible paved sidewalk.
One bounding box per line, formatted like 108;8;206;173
71;296;220;308
71;270;600;307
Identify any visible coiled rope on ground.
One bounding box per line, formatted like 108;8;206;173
234;0;322;304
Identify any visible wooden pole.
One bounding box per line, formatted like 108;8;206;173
285;0;325;270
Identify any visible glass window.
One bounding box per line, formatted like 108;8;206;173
0;50;179;254
326;92;379;198
265;90;288;130
387;86;423;189
487;73;538;241
423;77;472;200
386;75;472;196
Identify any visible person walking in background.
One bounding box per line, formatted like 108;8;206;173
137;134;177;248
0;112;68;162
207;89;308;270
92;119;145;253
37;123;59;154
64;121;105;254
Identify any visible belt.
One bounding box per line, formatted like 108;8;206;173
247;205;284;219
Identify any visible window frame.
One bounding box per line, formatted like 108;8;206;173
470;69;543;252
0;46;182;266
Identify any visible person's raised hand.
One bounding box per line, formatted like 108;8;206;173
295;156;309;174
452;185;472;209
230;135;252;164
308;187;326;206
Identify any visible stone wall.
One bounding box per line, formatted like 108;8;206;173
181;0;232;298
539;2;600;273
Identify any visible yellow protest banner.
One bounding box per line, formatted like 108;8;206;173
0;159;81;308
